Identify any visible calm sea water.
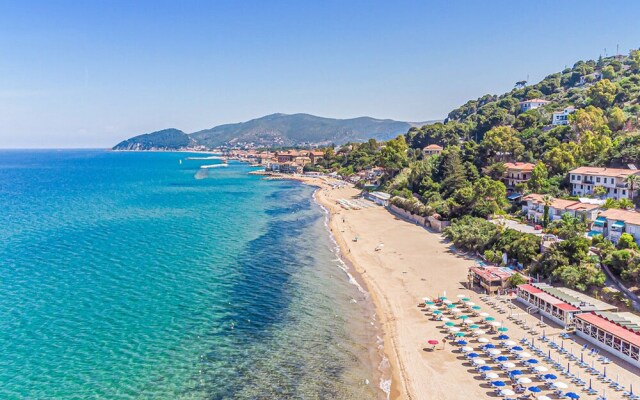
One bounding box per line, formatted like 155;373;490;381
0;150;384;399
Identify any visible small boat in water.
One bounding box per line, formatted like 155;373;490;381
200;164;229;169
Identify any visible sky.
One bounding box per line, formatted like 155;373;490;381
1;1;640;148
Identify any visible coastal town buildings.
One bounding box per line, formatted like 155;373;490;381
422;144;443;158
515;283;617;327
596;208;640;245
569;167;640;200
364;191;391;206
522;194;601;223
468;266;529;295
551;106;576;125
519;99;550;112
574;312;640;368
503;162;536;190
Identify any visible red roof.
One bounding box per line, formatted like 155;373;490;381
517;284;579;312
518;284;543;294
556;303;580;312
576;313;640;347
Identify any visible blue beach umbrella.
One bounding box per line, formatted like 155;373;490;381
528;386;542;393
498;334;509;340
510;370;523;376
484;344;496;349
472;305;482;310
497;327;508;332
492;381;506;387
543;374;557;380
526;359;539;364
445;321;456;327
457;340;468;346
433;310;442;315
565;392;580;399
439;296;447;300
479;365;492;371
467;353;479;358
511;346;523;352
496;356;509;362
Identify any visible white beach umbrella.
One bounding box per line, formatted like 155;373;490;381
501;362;516;369
533;366;548;373
428;305;438;310
463;319;475;325
441;317;450;322
503;340;516;347
485;372;500;379
499;389;516;396
491;321;503;327
474;330;486;335
488;349;502;356
537;396;552;400
517;377;532;384
451;308;462;313
472;358;486;365
479;312;490;317
552;382;568;389
477;337;489;343
465;301;476;307
443;299;453;304
457;294;466;298
449;327;461;332
517;352;532;359
461;346;474;353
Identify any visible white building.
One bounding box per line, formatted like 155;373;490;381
551;107;575;125
522;194;601;223
503;162;536;189
597;208;640;245
574;312;640;369
569;167;640;200
519;99;550;112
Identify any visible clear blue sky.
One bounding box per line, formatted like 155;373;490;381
1;0;639;148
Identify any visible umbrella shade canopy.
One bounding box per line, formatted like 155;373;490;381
528;386;542;393
479;312;490;317
455;332;466;337
491;321;502;327
552;382;568;389
459;315;469;320
543;374;557;380
498;334;510;340
484;344;496;349
425;301;435;305
496;356;509;362
499;389;516;396
479;365;492;371
467;353;479;358
511;346;524;352
498;327;509;332
488;349;502;356
441;317;450;322
509;370;523;376
518;352;532;359
469;324;480;330
439;296;447;300
449;327;460;332
465;301;475;306
485;317;496;321
463;319;475;325
428;340;439;345
433;310;442;315
445;322;456;327
492;381;506;387
485;372;500;379
517;377;532;384
474;330;486;335
472;305;482;310
503;340;516;347
461;346;474;352
565;392;580;399
461;297;471;302
526;359;539;364
472;358;486;365
446;304;456;309
501;362;516;368
533;366;548;372
477;337;489;343
456;340;468;346
428;305;438;309
451;308;462;313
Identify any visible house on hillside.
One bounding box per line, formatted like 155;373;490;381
422;144;443;158
522;194;600;224
503;162;536;190
597;208;640;245
551;107;575;125
309;151;324;165
569;167;640;200
519;99;550;112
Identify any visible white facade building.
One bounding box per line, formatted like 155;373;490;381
551;107;575;125
519;99;550;112
569;167;640;200
598;208;640;245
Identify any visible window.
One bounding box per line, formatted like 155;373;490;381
596;177;601;183
614;189;617;194
581;185;584;190
623;190;626;195
571;175;575;180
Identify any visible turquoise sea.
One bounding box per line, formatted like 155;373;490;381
0;150;386;399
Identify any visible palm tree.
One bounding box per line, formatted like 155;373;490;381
542;195;552;228
625;174;640;201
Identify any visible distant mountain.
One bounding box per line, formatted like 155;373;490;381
112;113;436;150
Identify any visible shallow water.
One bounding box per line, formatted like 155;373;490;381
0;150;384;399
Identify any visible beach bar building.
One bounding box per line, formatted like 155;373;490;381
468;266;529;295
574;312;640;368
515;283;616;327
364;191;391;207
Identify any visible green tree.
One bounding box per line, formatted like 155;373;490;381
588;79;618;109
507;273;528;287
601;65;616;80
380;135;409;174
528;162;548;193
481;126;524;163
617;233;639;250
593;186;608;198
607;106;626;131
624;174;640;201
619;198;634;210
542;195;552;228
440;149;468;198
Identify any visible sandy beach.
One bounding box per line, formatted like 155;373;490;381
282;175;639;400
